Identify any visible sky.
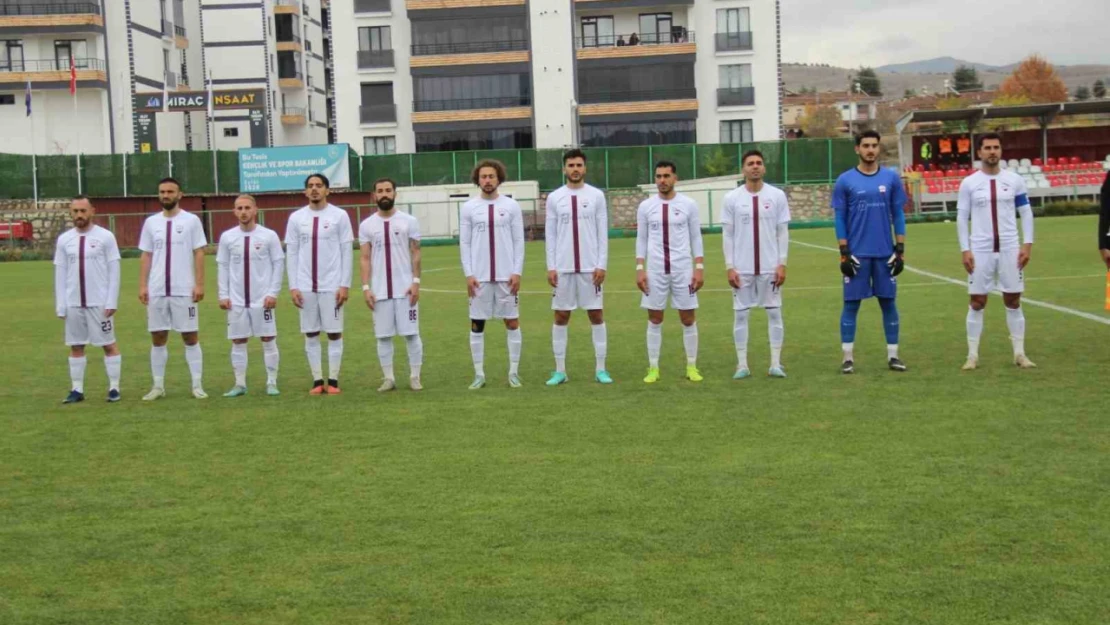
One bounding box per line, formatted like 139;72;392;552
781;0;1110;68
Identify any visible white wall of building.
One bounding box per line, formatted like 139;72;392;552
693;0;779;143
530;0;576;149
333;0;414;155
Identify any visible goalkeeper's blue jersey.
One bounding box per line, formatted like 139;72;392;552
832;167;907;258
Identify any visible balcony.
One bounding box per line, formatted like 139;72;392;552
282;107;307;125
360;103;397;124
575;32;695;61
715;31;753;53
357;49;395;69
274;0;301;14
406;0;525;9
411;105;531;125
0;57;107;84
0;2;104;33
411;40;527;56
278;70;304;89
414;95;531;112
579;88;695;105
717;86;755;107
276;33;303;52
354;0;392;12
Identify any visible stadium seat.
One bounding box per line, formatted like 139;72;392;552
1070;156;1081;164
1029;165;1041;174
927;185;940;194
1032;158;1042;166
1007;159;1020;169
1046;157;1057;166
1019;158;1032;168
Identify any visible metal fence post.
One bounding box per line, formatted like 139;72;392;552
516;150;522;181
168;151;174;177
647;146;654;185
827;139;833;181
76;154;83;195
691;144;697;179
409;153;415;187
708;191;713;227
452;152;457;184
604;150;610;189
122;152;128;198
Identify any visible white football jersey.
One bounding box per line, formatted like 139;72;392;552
722;183;791;275
138;210;208;297
54;225;121;312
216;224;285;308
544;184;608;273
459;195;525;282
284;204;354;293
635;193;704;274
359;211;421;301
957;170;1033;253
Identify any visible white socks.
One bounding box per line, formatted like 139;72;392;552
646;321;662;368
842;342;854;362
733;309;750;370
377;337;395;381
507;328;522;376
150;345;168;388
470;331;485;377
69;356;86;393
230;343;248;387
327;338;343;381
552;324;568;373
262;340;279;384
104;354;121;391
184;343;203;388
304;335;323;381
967;306;984;358
1006;306;1026;356
767;307;784;369
592;323;607;372
887;344;899;360
405;334;423;378
682;323;698;366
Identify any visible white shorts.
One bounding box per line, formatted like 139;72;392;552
732;274;782;310
64;307;117;346
968;249;1024;295
227;306;277;340
641;270;699;311
469;281;519;320
299;291;345;334
373;298;420;337
552;272;603;311
148;296;199;333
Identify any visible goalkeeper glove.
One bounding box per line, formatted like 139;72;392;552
887;242;905;277
840;245;860;278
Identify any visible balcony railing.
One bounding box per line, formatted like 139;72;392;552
360;103;397;124
274;0;301;9
357;49;394;69
715;31;753;52
174;24;186;38
578;88;696;104
411;40;528;56
0;58;106;72
0;2;101;16
283;106;306;116
278;69;303;81
717;86;755;106
276;32;302;44
413;95;531;112
354;0;391;12
576;31;694;48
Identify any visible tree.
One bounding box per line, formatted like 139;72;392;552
798;104;843;138
952;65;983;92
1093;79;1107;99
1074;85;1092;101
998;55;1068;103
853;67;882;96
903;88;917;98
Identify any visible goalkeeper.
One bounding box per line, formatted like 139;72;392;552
832;130;908;374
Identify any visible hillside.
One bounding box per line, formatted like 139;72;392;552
784;62;1110;99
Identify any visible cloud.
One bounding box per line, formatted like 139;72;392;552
781;0;1110;67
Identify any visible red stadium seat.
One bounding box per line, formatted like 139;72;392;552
1070;156;1081;164
927;185;940;194
1046;157;1057;166
1032;158;1042;166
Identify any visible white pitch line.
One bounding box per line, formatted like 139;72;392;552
792;239;1110;326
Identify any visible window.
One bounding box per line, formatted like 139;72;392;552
637;13;672;45
414;73;531;110
223;127;239;137
580;120;695;147
578;63;695;103
358;26;391;51
360;82;393;105
719;64;752;89
277;51;300;79
274;14;298;42
163;49;171;78
411;17;527;55
363;136;396;155
0;94;15;105
416;128;532;152
54;40;88;69
720;120;753;143
716;8;750;34
1;41;24;71
579;16;614;47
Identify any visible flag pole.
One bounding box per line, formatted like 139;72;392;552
27;80;38;209
71;51;82;193
208;68;218;193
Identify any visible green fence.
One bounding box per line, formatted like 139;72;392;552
0;139;859;200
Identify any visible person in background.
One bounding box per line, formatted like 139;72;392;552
1099;174;1110;269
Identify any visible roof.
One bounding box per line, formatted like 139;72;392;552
895;99;1110;134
